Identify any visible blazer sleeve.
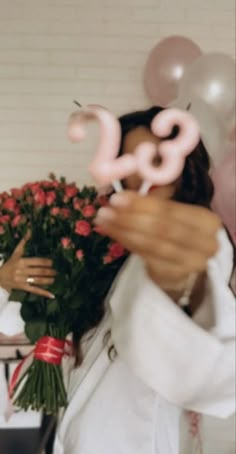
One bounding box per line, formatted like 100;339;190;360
0;287;24;336
110;229;235;418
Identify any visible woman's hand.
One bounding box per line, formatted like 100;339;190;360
0;236;56;299
95;192;221;296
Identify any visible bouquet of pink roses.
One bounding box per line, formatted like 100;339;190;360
0;174;127;414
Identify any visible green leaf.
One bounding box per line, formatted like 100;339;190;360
20;303;36;322
49;274;69;296
26;293;41;304
25;320;47;343
46;299;60;315
10;289;26;302
69;294;84;310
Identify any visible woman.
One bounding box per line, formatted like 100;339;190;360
1;107;235;454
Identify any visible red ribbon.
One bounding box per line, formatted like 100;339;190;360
9;336;72;399
35;336;67;365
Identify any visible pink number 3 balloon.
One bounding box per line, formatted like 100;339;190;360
68;104;200;193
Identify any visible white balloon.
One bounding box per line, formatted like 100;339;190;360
178;53;236;133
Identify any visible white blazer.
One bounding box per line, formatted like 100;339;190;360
0;229;235;454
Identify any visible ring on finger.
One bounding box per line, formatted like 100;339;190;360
26;277;35;285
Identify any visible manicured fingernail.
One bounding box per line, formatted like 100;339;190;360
49;293;55;299
109;193;132;207
95;207;116;224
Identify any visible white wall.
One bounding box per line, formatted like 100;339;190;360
0;0;235;192
0;1;235;452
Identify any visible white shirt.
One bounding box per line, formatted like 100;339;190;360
0;229;235;454
0;287;24;336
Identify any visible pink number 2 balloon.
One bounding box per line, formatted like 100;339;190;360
68;105;138;192
67;104;200;194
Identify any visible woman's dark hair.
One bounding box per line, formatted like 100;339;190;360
73;105;216;365
118;106;214;208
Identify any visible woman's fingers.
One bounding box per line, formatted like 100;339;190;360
20;283;55;299
96;219;208;274
110;191;221;233
11;258;56;298
99;190;220;257
30;277;55;286
0;239;56;296
18;258;54;269
17;276;55;286
95;209;218;259
12;236;28;258
94;192;221;291
11;231;31;258
15;267;57;278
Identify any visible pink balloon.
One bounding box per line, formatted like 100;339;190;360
136;109;200;185
144;36;202;106
211;145;236;244
68;105;199;189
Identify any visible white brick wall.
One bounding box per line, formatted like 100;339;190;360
0;0;235;191
0;0;235;451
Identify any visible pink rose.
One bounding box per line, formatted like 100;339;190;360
11;188;23;199
29;183;41;194
41;181;52;188
109;242;125;259
3;198;17;212
98;196;109;207
75;220;91;236
83;205;96;218
34;189;46;206
73;198;82;211
0;191;9;202
14;205;20;215
11;215;22;227
51;207;60;216
65;185;77;198
46;191;56;206
26;195;33;204
22;183;30;191
42;180;59;189
93;225;105;236
61;237;72;249
0;215;10;224
63;195;70;204
103;255;113;264
60;208;70;218
76;249;84;260
52;180;60;188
